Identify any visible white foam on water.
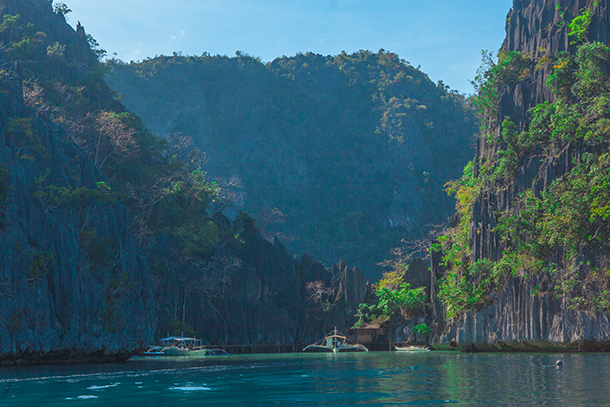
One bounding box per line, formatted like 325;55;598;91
77;395;98;399
87;382;121;390
170;386;212;392
0;362;237;386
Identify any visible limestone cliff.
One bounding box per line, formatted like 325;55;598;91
0;0;371;361
0;18;156;364
152;231;371;346
431;0;610;351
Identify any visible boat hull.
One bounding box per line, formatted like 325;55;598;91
394;346;430;352
303;344;368;353
335;345;368;352
143;348;230;356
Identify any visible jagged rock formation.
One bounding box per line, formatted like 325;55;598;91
152;230;371;346
473;0;603;262
152;233;299;345
1;0;93;71
0;0;375;363
495;0;610;131
0;7;156;362
438;276;610;351
431;0;610;351
297;257;372;343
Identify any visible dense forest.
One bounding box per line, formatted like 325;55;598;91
106;51;478;278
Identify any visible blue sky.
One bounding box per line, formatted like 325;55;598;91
64;0;513;93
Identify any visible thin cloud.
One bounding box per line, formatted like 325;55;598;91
124;42;144;61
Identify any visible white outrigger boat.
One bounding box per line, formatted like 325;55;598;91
143;336;230;356
303;329;368;353
394;345;430;352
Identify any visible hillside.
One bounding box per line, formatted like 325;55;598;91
0;0;401;362
106;52;478;278
430;0;610;351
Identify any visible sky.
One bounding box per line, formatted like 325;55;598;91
64;0;514;94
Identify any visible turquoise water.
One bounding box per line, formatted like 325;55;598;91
0;351;608;406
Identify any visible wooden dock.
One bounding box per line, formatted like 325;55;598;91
207;344;297;354
205;342;395;354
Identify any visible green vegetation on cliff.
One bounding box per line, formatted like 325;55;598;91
438;34;610;318
0;11;231;256
107;50;477;277
0;6;254;339
354;254;428;328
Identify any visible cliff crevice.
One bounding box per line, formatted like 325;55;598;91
431;0;610;351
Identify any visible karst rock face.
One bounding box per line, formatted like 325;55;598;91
0;71;157;363
0;0;156;363
0;0;377;363
431;0;610;351
1;0;93;71
497;0;607;130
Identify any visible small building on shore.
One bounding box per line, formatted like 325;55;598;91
350;322;387;345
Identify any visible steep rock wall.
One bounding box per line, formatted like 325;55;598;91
437;275;610;352
0;54;155;363
432;0;610;350
151;232;370;347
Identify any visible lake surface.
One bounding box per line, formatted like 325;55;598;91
0;351;608;406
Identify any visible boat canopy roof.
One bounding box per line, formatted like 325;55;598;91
303;328;368;352
160;336;202;342
309;328;352;346
325;333;347;339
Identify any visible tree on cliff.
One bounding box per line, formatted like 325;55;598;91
53;2;72;15
106;49;478;280
438;3;610;319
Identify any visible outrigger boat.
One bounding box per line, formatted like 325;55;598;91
394;345;430;352
303;328;368;353
143;336;230;356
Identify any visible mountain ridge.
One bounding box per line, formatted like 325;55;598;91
106;51;478;279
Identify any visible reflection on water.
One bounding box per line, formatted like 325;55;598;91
0;352;608;406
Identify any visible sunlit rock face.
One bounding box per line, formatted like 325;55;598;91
431;0;610;351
